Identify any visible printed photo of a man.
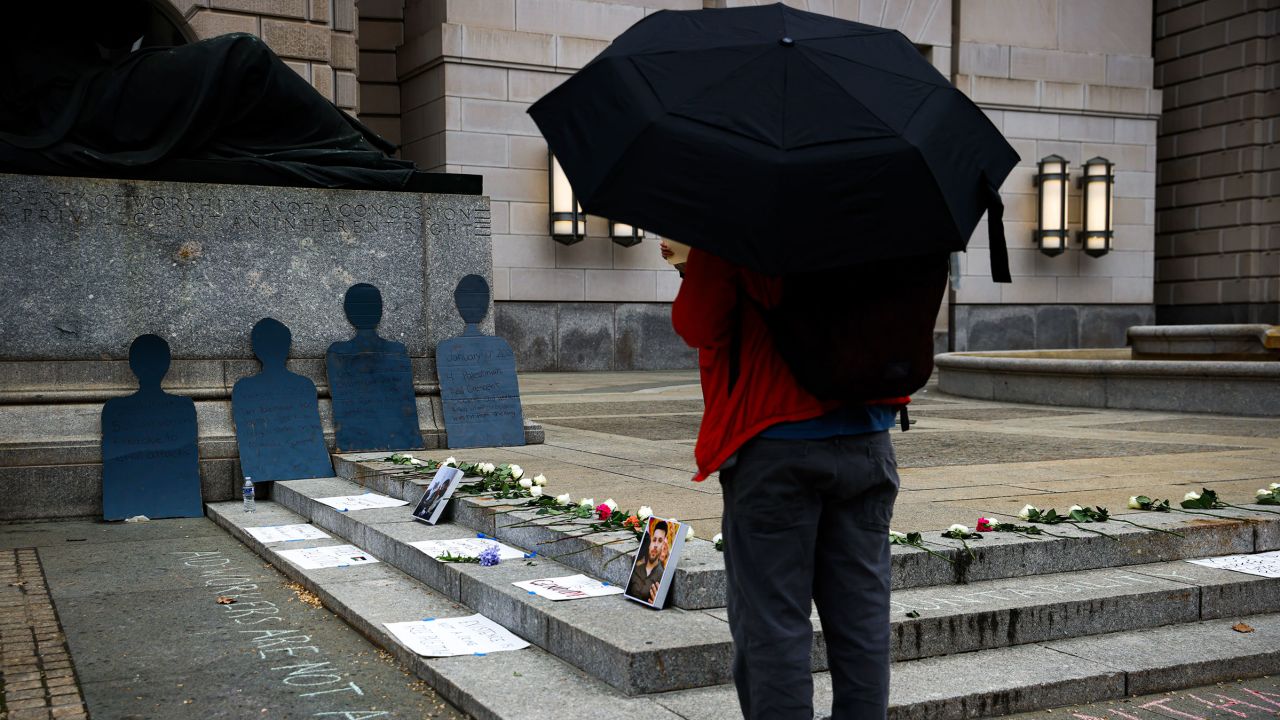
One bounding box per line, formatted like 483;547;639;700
625;517;678;606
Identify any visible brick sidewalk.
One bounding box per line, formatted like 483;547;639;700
0;548;87;720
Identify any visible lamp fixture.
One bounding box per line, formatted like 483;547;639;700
549;152;585;245
1078;156;1114;258
609;221;645;247
1033;154;1069;257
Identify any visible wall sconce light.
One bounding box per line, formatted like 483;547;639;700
1034;154;1069;257
549;152;585;245
609;221;645;247
1078;156;1114;258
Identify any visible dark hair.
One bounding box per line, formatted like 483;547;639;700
652;520;669;536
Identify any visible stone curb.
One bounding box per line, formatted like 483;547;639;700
331;455;1280;608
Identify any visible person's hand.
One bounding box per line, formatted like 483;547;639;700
648;582;659;604
660;240;674;260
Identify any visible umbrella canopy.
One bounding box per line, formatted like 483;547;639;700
529;3;1018;279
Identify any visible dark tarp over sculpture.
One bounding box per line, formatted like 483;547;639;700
0;1;448;191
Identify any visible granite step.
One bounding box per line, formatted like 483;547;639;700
331;452;1280;610
268;476;1279;688
208;499;1280;720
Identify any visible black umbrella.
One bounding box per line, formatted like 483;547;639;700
529;3;1017;280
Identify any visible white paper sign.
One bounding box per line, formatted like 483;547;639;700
409;538;528;561
314;493;409;512
385;614;529;657
512;574;624;601
245;524;331;543
1188;550;1280;578
277;544;380;569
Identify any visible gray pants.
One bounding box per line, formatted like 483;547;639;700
719;431;899;720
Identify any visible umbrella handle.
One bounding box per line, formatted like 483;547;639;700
982;174;1012;284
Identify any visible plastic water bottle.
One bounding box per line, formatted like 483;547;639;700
243;477;256;513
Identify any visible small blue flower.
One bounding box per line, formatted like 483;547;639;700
478;545;501;567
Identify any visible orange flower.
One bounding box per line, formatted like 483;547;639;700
622;515;641;530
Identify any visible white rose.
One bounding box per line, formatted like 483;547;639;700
510;464;524;479
1128;496;1142;509
533;474;548;486
530;486;543;498
1258;489;1270;497
410;457;423;465
444;456;457;466
712;532;723;544
1184;491;1200;501
638;506;653;520
579;497;595;509
1069;505;1084;513
483;462;497;474
604;498;618;512
519;478;533;489
948;524;969;535
1271;482;1279;491
556;493;572;505
889;530;907;541
686;527;695;540
1018;504;1037;521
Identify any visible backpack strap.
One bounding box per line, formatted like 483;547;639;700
983;172;1012;284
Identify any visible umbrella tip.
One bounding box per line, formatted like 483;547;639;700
779;36;795;47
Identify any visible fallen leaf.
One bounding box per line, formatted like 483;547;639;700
1233;623;1255;633
216;596;236;605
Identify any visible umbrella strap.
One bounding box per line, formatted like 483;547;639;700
983;174;1012;284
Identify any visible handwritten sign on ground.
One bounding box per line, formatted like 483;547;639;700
277;544;380;570
385;615;528;657
244;524;331;544
313;493;409;512
409;538;527;562
101;334;203;521
512;574;624;601
412;466;465;525
232;318;334;481
1188;550;1280;578
436;275;525;449
326;283;424;452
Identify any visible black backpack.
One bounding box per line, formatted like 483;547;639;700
735;252;950;427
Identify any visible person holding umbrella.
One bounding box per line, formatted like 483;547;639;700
531;5;1017;718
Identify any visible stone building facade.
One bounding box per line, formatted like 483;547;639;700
1152;0;1278;325
154;1;1259;367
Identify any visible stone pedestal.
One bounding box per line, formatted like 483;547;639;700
0;173;541;520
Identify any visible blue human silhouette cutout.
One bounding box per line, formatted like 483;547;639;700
100;334;203;520
232;318;334;482
326;283;425;452
436;275;525;448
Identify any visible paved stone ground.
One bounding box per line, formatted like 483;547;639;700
999;676;1280;719
0;548;87;720
502;371;1280;539
0;519;466;720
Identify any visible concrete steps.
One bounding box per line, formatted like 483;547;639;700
208;497;1280;720
332;453;1280;609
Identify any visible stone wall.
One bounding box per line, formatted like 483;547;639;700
164;0;360;112
950;0;1160;349
0;173;496;520
1152;0;1279;325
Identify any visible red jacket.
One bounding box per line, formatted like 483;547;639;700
673;248;907;481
